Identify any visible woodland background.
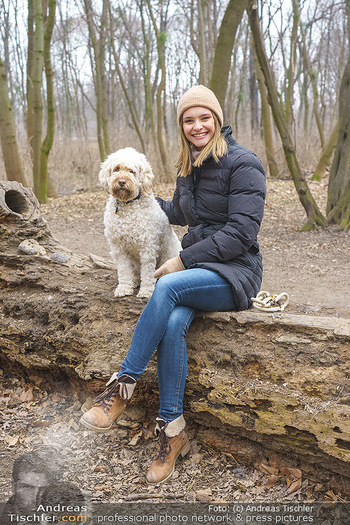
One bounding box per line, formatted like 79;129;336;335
0;0;350;230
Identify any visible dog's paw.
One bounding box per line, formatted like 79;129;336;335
114;286;134;297
137;287;154;299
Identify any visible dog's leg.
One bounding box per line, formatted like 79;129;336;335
159;228;182;265
113;254;137;297
137;251;157;299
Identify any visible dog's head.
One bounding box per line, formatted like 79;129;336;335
98;147;154;202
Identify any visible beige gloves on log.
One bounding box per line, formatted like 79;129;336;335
154;256;185;279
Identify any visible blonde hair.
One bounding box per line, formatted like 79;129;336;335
175;112;228;177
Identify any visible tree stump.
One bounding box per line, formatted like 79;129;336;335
0;181;146;380
0;181;350;491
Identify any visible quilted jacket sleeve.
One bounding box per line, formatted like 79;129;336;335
155;184;188;226
179;153;266;268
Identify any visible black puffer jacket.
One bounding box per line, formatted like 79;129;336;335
157;126;266;310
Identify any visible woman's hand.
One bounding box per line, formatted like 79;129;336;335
154;256;185;279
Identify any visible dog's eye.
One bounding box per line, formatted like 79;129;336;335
113;166;120;172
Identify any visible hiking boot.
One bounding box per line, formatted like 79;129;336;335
146;415;190;484
79;373;136;432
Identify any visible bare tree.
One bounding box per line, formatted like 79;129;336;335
299;12;325;148
248;0;325;230
0;58;27;185
83;0;110;161
252;45;279;178
31;0;45;200
284;0;299;129
39;0;57;201
26;0;35;156
146;0;172;180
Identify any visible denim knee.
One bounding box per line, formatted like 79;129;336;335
164;306;191;338
153;273;177;300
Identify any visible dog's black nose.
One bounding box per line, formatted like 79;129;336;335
118;179;126;187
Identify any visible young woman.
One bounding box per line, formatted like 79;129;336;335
80;85;266;484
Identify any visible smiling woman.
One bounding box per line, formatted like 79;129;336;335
80;85;266;486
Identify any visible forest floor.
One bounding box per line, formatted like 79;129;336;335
0;176;349;509
41;176;350;316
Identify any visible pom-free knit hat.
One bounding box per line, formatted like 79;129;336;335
177;85;223;128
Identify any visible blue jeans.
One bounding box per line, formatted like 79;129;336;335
119;269;237;422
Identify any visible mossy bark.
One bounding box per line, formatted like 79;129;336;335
326;1;350;230
327;178;350;231
312;121;339;181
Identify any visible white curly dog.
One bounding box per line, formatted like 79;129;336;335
99;147;181;299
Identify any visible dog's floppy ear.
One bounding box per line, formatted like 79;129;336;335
98;155;112;192
139;158;154;197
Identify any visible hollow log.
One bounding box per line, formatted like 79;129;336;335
0;182;349;490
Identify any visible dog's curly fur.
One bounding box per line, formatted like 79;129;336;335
99;147;181;298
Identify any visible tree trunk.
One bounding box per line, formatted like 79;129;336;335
26;0;34;156
298;62;310;136
84;0;110;162
299;16;325;149
252;46;279;178
326;0;350;230
284;0;299;128
0;181;349;482
32;0;44;201
249;43;259;136
144;47;158;152
189;0;209;87
99;1;110;158
233;22;249;135
312;120;339;181
0;59;27;185
248;0;325;230
138;3;158;153
39;0;57;204
209;0;247;116
146;0;172;181
197;0;209;85
327;177;350;231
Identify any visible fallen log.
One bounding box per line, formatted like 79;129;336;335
0;181;349;488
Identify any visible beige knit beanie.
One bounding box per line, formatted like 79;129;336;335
177;85;223;127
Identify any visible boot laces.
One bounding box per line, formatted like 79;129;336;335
157;426;171;463
93;379;119;411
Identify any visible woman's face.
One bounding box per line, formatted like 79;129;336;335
182;106;215;150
